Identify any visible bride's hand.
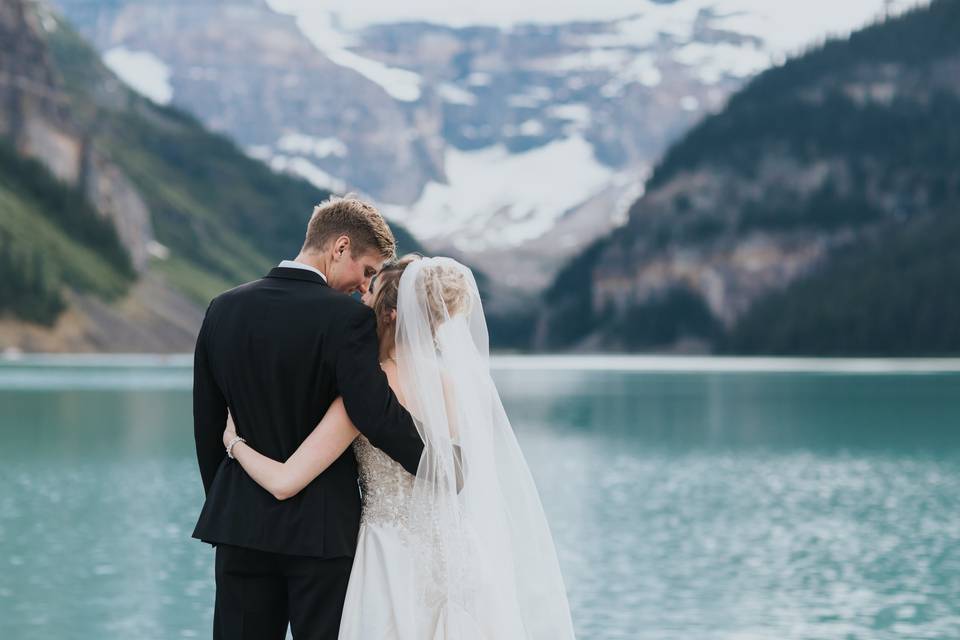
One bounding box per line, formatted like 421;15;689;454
223;410;238;449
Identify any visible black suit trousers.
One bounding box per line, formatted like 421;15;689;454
214;544;353;640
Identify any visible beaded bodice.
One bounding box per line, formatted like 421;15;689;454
353;435;415;529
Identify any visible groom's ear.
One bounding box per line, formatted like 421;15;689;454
332;235;351;258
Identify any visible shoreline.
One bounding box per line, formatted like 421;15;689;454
3;352;960;374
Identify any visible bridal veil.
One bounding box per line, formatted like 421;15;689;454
394;257;576;639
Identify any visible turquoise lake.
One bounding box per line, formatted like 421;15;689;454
1;356;959;639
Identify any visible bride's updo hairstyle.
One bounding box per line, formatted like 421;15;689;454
371;254;472;352
418;260;472;334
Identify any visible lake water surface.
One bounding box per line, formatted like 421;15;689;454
1;356;959;639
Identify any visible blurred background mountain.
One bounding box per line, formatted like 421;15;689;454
2;0;955;354
538;0;960;355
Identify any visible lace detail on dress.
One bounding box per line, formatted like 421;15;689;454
353;435;415;529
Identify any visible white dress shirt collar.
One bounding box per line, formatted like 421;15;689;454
278;259;327;282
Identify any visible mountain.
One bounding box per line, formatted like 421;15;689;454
537;0;960;355
0;0;419;352
48;0;904;291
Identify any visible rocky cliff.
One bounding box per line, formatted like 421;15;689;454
0;0;154;272
1;0;418;352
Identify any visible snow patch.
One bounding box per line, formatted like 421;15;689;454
503;120;546;137
265;2;421;102
466;72;493;87
268;155;347;193
276;1;926;46
324;48;422;101
546;103;592;127
384;135;614;251
680;96;700;112
268;1;925;74
35;4;59;33
437;83;477;106
603;53;662;96
673;41;771;84
146;241;170;260
246;145;273;162
103;47;173;105
548;49;629;72
277;133;348;158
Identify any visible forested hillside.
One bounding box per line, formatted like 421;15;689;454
538;0;960;355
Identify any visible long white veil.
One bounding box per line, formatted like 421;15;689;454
395;256;576;639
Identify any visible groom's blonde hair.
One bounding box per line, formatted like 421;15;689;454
302;194;396;258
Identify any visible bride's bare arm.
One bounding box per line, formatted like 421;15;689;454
224;398;359;501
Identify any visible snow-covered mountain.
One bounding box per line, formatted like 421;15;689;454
50;0;924;289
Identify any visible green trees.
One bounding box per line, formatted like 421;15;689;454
0;230;65;325
0;140;135;324
724;212;960;355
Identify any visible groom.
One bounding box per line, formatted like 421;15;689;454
192;195;424;639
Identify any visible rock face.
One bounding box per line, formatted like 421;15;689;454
83;154;154;271
537;1;960;354
0;1;64;128
0;0;155;272
1;0;78;179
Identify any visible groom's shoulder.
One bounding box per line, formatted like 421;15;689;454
206;277;265;307
325;289;372;319
204;276;371;322
316;291;376;334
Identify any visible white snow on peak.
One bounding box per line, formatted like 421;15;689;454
103;47;174;105
268;155;347;193
265;1;422;102
709;0;928;56
548;49;630;72
267;1;928;62
325;48;422;101
437;83;478;106
246;145;273;162
277;133;348;158
466;72;493;87
673;41;771;84
680;95;700;112
546;103;591;127
384;135;614;251
601;53;662;97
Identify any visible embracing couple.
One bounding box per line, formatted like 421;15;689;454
192;196;575;639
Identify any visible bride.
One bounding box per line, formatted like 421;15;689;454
221;255;576;639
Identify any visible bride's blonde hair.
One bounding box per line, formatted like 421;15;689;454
372;255;472;354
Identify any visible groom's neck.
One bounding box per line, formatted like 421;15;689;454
294;251;330;276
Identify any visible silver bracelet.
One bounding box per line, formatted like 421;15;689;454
226;435;246;460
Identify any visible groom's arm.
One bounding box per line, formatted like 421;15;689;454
334;304;424;475
193;302;228;495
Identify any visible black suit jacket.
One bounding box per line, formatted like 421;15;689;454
191;267;424;558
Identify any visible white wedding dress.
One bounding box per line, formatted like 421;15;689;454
337;257;576;640
338;434;489;639
337;434;422;638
